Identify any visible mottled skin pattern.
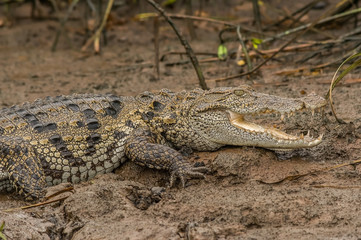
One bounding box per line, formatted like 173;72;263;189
0;86;326;200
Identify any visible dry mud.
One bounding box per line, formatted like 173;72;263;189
1;3;361;239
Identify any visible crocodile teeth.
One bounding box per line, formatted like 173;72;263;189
308;134;323;146
227;110;323;148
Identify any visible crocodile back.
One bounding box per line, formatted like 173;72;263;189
0;94;133;186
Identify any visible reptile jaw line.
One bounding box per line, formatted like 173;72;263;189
227;111;323;146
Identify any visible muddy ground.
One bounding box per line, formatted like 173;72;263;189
1;1;361;239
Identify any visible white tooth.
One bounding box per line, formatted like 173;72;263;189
281;114;285;121
307;130;310;137
311;109;315;116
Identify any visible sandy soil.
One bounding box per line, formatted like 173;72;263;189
1;1;361;239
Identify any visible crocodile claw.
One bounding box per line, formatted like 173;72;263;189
169;165;208;187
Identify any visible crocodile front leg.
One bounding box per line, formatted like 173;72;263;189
0;137;47;200
124;128;207;187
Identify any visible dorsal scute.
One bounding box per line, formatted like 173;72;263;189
0;94;126;136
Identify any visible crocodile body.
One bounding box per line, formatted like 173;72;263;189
0;86;326;199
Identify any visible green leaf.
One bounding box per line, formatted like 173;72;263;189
217;44;228;60
161;0;176;6
0;221;6;240
134;12;158;21
251;38;263;49
327;52;361;98
326;52;361;123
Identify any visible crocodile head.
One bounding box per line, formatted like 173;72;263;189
189;85;326;150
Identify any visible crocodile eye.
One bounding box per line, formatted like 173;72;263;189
234;89;246;97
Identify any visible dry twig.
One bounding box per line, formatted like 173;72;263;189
208;4;361;82
81;0;114;52
146;0;208;90
259;158;361;185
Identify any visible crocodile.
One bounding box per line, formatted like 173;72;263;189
0;85;326;200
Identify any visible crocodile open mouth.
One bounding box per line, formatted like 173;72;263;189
227;110;323;147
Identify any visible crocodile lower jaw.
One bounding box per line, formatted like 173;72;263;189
228;111;323;147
